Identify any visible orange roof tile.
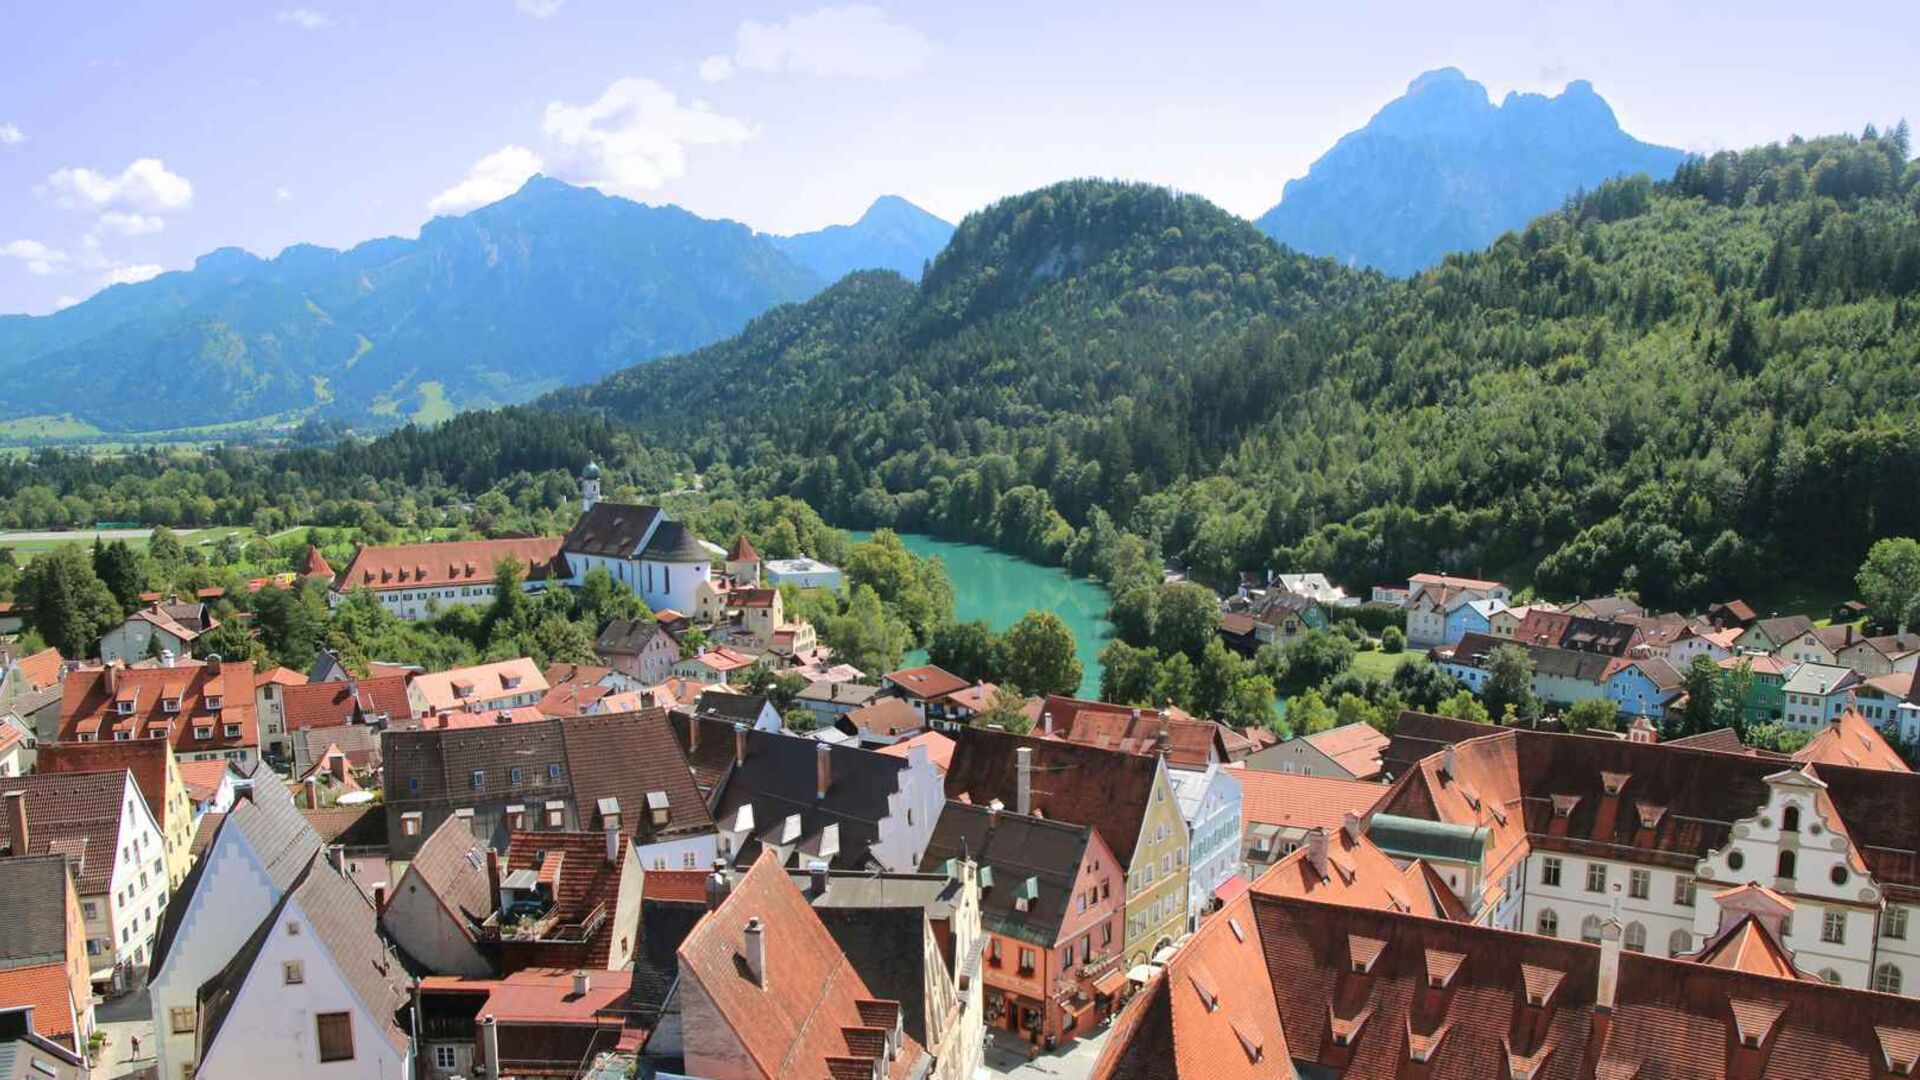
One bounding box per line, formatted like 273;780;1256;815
0;963;77;1040
337;536;567;592
1792;709;1911;773
1302;722;1391;778
1234;769;1388;833
875;731;954;773
12;647;64;691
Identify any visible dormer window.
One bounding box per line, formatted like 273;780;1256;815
223;723;241;738
204;696;223;711
647;790;671;827
116;700;135;716
194;726;212;740
112;731;131;741
162;698;181;714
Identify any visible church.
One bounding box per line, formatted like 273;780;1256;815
560;463;711;615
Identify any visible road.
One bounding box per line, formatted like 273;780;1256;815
94;982;155;1078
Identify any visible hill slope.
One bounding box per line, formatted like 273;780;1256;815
0;177;823;431
768;195;954;282
1256;68;1686;276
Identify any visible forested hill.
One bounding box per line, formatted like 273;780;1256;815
552;131;1920;609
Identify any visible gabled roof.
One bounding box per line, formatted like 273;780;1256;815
60;659;259;754
876;731;954;773
595;618;671;657
150;783;322;975
727;533;760;562
175;759;234;804
301;545;334;581
0;965;81;1044
1745;614;1815;646
281;673;413;731
1792;710;1911;772
411;658;548;713
920;801;1096;944
1379;710;1499;780
1036;694;1221;767
336;535;568;592
254;665;308;689
558;710;715;844
1691;914;1811;982
694;691;772;725
944;727;1161;865
0;771;136;894
1235;770;1388;833
502;828;633;969
37;738;183;834
1302;722;1390;779
419;967;638;1026
1250;824;1463;921
676;850;926;1080
1781;662;1858;696
1410;572;1503;592
563;502;666;559
10;648;63;692
0;856;78;970
882;665;970;702
398;815;493;943
697;725;924;871
844;697;922;739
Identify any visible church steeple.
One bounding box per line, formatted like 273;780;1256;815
581;461;602;512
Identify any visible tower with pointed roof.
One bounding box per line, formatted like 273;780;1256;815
725;532;761;586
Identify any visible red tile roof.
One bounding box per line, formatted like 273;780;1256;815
881;665;970;702
502;828;632;970
727;533;760;562
301;545;334;581
174;759;231;803
12;647;63;692
0;771;137;893
641;869;712;905
1250;824;1463;921
411;658;548;714
1302;722;1391;779
60;659;258;754
676;851;925;1080
1792;709;1911;772
1234;769;1388;833
420;967;637;1024
281;673;412;731
1411;572;1503;592
1036;694;1222;767
337;536;568;592
876;731;954;773
1691;914;1811;982
0;963;78;1040
37;738;184;834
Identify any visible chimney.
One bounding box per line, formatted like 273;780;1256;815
604;823;621;865
106;661;120;696
160;648;175;669
1597;918;1623;1011
1306;827;1329;880
815;741;832;799
705;859;731;911
690;715;701;753
207;654;222;676
486;849;503;910
329;846;346;874
1440;745;1456;780
734;722;748;767
808;858;829;897
571;970;591;997
1015;746;1033;817
373;884;387;913
743;916;767;987
303;777;320;809
1342;811;1364;844
1040;710;1053;736
3;792;27;855
329;755;348;782
478;1013;500;1078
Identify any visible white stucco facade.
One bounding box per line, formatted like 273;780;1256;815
1168;764;1242;929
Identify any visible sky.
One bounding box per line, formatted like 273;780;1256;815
0;0;1915;315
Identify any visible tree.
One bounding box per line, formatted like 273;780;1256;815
197;620;268;666
92;540;146;614
1858;537;1920;632
1273;629;1356;694
1390;659;1461;712
1380;624;1405;653
928;620;999;683
1563;698;1620;733
999;610;1082;697
1151;583;1219;660
749;669;810;710
1483;644;1538;723
1716;659;1756;737
1219;674;1278;731
823;586;908;676
480;557;531;646
575;566;646;629
147;526;189;577
1435;689;1491;725
18;546;121;657
975;684;1033;734
1680;654;1721;735
784;706;819;733
251;580;330;668
1191;638;1245;719
1746;721;1813;754
1098;640;1161;706
1288;689;1337;736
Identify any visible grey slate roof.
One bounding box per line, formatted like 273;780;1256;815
150;784;322;976
784;867;959;1046
708;728;917;870
919;801;1090;947
0;856;77;969
693;691;769;725
639;520;708;564
595;618;668;657
397;815;492;942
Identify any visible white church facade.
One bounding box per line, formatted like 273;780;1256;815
560;463;711;615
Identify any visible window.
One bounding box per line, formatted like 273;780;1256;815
193;727;212;741
548;763;562;781
1018;948;1036;973
1103;923;1113;946
510;767;523;786
471;770;485;790
170;1007;195;1034
1886;906;1909;941
988;939;1002;965
1782;805;1800;832
1062;943;1075;967
1537;909;1558;937
82;902;98;920
1727;849;1745;872
408;777;421;793
1668;929;1692;956
1541;856;1561;887
1585;863;1607;894
283;960;304;985
434;1046;458;1070
223;723;241;738
1580;915;1603;944
1629;869;1650;900
315;1012;354;1062
546;805;564;827
1822;911;1846;945
1623;922;1646;953
1875;964;1904;995
1674;876;1696;907
401;813;422;838
1777;851;1797;879
1820;968;1843;985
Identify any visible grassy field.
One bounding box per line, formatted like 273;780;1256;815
1349;648;1416;680
3;525;264;562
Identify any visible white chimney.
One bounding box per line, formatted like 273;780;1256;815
1015;746;1033;817
734;722;748;766
1597;919;1623;1010
160;648;175;669
743;916;766;988
479;1013;500;1077
604;823;621;865
571;970;591;997
1440;745;1456;780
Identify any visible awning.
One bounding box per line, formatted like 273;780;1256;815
1126;965;1158;984
1212;874;1250;904
1062;997;1097;1019
1092;968;1128;996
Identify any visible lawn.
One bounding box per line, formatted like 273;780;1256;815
4;525;273;562
1349;647;1415;679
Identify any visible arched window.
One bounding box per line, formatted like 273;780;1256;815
1875;964;1904;995
1537;909;1559;938
1668;929;1692;956
1782;805;1801;832
1777;850;1797;879
1580;915;1604;944
1624;922;1647;953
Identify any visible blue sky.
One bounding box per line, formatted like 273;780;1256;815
1;0;1914;315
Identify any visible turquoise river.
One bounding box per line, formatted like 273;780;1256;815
844;531;1112;699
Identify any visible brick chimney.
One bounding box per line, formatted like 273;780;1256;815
743;916;766;988
815;741;832;800
1306;827;1329;880
733;722;748;767
486;849;503;911
3;791;27;855
1015;746;1033;816
303;777;320;809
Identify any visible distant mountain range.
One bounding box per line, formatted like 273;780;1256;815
0;180;951;434
1255;68;1687;276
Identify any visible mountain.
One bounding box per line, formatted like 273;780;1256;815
768;195;954;283
1255;68;1687;276
550;131;1920;609
0;176;824;433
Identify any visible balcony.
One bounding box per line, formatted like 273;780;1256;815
484;901;606;944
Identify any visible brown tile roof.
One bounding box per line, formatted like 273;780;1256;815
298;723;382;772
843;697;922;739
536;682;612;716
1410;572;1503;592
727;533;759;562
299;804;384;845
562;502;665;559
595;618;670;658
1037;695;1222;768
1710;599;1758;625
336;535;568;592
281;673;412;731
189;812;223;858
1666;728;1761;756
732;587;778;609
420;967;638;1025
944;727;1160;864
875;731;954;773
882;665;970;702
37;738;183;834
1691;914;1811;982
12;647;63;692
1379;710;1497;780
936;682;997;713
400;815;493;942
1792;710;1911;772
1249;823;1461;920
60;658;258;754
676;850;926;1080
0;855;80;970
501;828;631;969
1091;889;1291;1080
1302;722;1391;779
1234;769;1389;833
0;771;136;893
558;710;715;843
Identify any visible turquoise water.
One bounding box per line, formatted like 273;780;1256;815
845;531;1112;698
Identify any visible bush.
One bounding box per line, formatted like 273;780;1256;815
1328;604;1403;636
1380;625;1405;653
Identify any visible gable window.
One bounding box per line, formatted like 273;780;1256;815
1782;805;1801;832
204;696;222;711
282;960;304;985
315;1012;354;1062
223;723;241;738
1585;863;1607;894
401;812;422;838
194;727;212;741
163;698;181;714
547;763;562;781
1822;911;1846;945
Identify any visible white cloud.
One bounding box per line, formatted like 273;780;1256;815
541;77;751;196
731;5;934;79
428;144;544;214
276;186;295;202
47;158;194;212
93;211;166;236
100;263;164;286
0;124;23;145
515;0;563;17
277;8;333;30
54;295;79;310
0;239;69;276
698;55;735;83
